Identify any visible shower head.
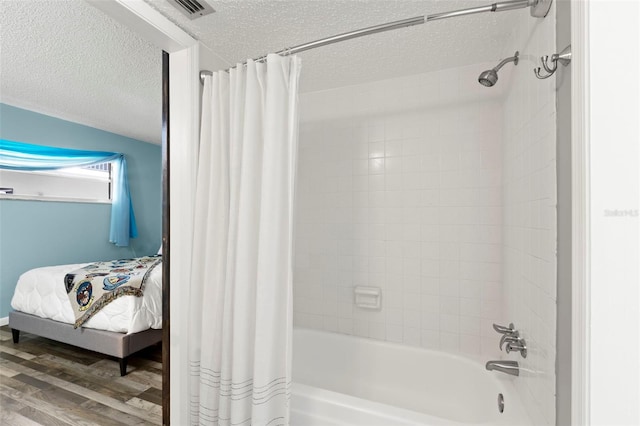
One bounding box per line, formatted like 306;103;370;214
478;51;519;87
478;69;499;87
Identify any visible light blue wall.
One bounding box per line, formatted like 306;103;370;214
0;104;162;317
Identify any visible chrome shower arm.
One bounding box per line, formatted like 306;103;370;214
493;53;520;71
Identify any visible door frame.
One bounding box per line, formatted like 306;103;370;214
571;1;640;424
569;0;589;424
88;2;200;424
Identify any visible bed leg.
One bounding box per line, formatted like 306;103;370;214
11;329;20;343
119;357;128;376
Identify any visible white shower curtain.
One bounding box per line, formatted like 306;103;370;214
188;54;301;426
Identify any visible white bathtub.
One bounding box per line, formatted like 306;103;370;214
291;328;532;426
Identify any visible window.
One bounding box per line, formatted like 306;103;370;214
0;139;136;245
0;162;112;203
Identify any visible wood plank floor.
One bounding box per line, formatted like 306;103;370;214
0;326;162;426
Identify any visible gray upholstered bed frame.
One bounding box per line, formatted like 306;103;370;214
9;310;162;376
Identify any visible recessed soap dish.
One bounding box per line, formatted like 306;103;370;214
354;286;381;310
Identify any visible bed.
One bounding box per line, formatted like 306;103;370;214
8;258;163;376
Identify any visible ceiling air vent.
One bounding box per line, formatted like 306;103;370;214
169;0;215;20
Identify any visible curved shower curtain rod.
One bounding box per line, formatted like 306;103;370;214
200;0;553;83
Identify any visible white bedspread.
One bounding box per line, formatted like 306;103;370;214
11;261;162;334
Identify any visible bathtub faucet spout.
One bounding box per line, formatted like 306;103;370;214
485;360;519;376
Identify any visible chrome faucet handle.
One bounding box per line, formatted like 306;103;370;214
499;334;520;350
493;323;516;334
505;339;528;358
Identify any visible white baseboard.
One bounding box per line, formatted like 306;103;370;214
0;316;8;326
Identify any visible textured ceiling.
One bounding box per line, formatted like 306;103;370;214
0;0;162;144
0;0;522;147
145;0;519;92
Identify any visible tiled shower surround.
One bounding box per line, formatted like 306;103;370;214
294;63;508;358
293;7;557;423
501;4;558;425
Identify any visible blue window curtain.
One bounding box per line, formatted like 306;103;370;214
0;139;138;246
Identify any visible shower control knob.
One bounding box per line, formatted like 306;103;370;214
499;334;520;351
505;339;527;358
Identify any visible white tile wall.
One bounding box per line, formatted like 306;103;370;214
293;7;557;425
501;4;557;425
294;63;507;359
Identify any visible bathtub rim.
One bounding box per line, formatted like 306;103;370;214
291;382;460;426
292;326;533;425
293;326;510;372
